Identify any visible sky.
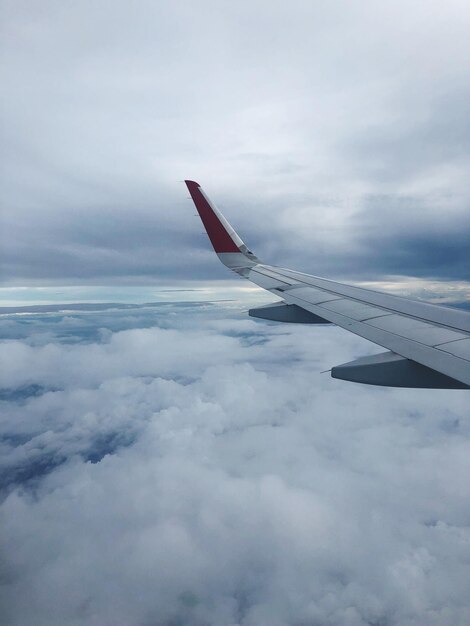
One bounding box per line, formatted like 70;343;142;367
1;2;470;625
1;0;470;297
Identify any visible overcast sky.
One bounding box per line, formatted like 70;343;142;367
1;0;470;291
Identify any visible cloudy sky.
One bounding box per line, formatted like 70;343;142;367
1;2;470;626
1;0;470;296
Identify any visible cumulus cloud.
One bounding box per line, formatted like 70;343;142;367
1;302;469;625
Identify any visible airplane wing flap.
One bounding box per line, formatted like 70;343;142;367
318;299;390;321
365;315;467;346
437;338;470;360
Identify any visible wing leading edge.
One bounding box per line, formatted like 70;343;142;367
185;180;470;389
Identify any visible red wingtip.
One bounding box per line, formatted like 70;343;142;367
185;180;240;253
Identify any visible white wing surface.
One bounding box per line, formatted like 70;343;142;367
185;180;470;389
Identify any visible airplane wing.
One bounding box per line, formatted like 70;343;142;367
185;180;470;389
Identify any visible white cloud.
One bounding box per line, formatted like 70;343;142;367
1;304;469;625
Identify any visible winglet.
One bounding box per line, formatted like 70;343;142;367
185;180;244;253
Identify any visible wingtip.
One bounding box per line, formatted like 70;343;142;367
184;180;200;188
184;179;243;254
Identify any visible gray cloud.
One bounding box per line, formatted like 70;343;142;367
1;302;469;625
1;1;470;286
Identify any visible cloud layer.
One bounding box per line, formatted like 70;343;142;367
1;302;469;625
1;1;470;285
